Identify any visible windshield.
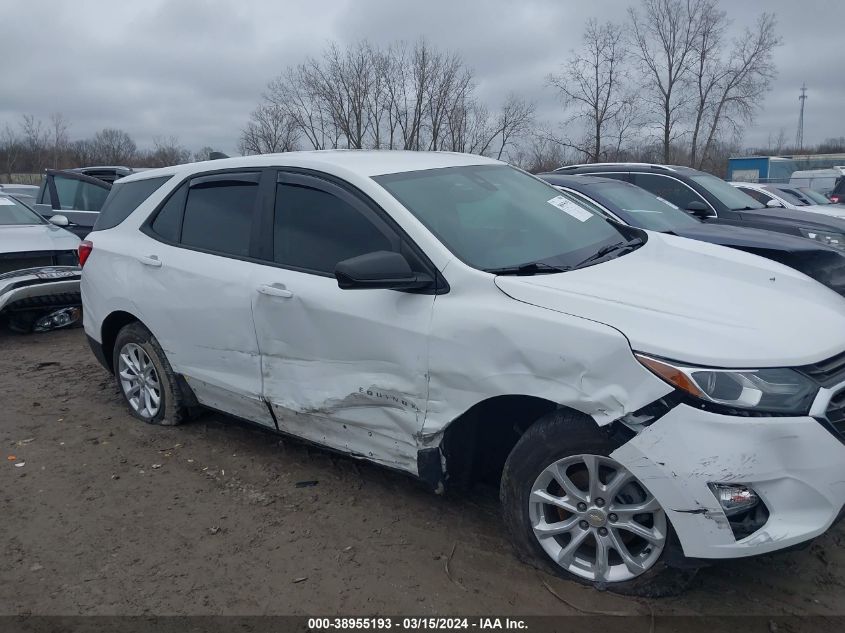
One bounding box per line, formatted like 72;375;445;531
585;181;700;232
375;165;633;271
0;194;45;225
691;174;765;210
798;187;832;205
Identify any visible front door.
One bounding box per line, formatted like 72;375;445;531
251;171;435;473
37;170;111;237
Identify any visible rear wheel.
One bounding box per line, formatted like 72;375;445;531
501;409;696;596
112;322;191;425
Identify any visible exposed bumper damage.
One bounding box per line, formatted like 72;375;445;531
611;402;845;559
0;266;82;331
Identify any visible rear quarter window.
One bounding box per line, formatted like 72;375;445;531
92;176;171;231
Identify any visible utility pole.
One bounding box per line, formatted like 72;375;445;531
796;83;807;152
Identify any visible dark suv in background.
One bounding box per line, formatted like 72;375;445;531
553;163;845;252
33;167;143;238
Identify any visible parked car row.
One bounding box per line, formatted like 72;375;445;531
730;181;844;216
75;150;845;596
538;173;845;297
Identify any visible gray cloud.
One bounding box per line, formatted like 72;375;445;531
0;0;842;156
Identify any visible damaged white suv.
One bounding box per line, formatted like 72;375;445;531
81;151;845;595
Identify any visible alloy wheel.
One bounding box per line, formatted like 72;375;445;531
528;454;666;583
118;343;162;419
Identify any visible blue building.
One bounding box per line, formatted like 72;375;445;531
727;154;845;183
727;156;797;182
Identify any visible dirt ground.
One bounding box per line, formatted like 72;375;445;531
1;327;844;622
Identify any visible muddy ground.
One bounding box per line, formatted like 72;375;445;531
1;327;844;625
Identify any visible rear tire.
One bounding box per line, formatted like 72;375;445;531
500;408;697;597
112;322;190;426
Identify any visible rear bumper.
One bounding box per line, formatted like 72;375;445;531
0;266;81;312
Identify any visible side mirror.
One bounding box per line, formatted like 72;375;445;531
49;214;70;227
766;199;784;209
335;251;433;291
686;200;714;219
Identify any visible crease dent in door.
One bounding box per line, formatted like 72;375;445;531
254;285;432;473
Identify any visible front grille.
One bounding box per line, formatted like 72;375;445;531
797;350;845;388
0;251;76;275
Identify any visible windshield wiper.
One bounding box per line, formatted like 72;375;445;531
487;261;570;276
572;237;645;269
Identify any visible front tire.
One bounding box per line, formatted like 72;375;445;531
500;409;696;597
112;322;190;426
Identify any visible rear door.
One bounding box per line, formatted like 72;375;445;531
133;170;275;427
37;170;111;238
250;171;436;472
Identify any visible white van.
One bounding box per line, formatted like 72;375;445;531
79;151;845;595
789;167;845;196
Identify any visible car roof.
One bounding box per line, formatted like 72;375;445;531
553;163;701;176
117;150;502;183
538;173;628;187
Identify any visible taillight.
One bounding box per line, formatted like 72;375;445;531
78;240;93;268
831;195;840;204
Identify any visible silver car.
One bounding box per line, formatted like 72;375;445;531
0;193;81;332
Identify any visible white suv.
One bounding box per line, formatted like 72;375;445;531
81;151;845;595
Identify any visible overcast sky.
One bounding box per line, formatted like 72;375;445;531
1;0;843;156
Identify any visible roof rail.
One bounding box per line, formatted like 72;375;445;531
553;162;677;172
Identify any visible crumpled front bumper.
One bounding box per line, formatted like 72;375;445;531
611;401;845;559
0;266;81;312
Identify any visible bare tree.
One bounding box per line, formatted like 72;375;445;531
250;39;493;156
69;139;98;166
148;135;191;167
239;102;300;154
48;113;70;169
629;0;715;163
548;19;628;162
486;94;535;160
691;13;781;169
20;114;49;173
92;128;137;164
193;146;219;162
0;125;21;180
511;134;569;173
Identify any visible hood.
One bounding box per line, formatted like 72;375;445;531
0;224;80;254
672;224;845;297
795;204;845;220
739;206;845;232
671;223;839;254
494;232;845;367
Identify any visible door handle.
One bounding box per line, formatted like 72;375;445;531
138;255;162;268
258;284;293;298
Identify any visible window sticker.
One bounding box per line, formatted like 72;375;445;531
547;195;593;222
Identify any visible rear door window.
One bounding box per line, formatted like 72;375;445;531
180;173;259;257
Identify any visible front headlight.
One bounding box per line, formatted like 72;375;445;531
799;228;845;250
636;354;818;414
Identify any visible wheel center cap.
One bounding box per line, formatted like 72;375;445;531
586;508;606;527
